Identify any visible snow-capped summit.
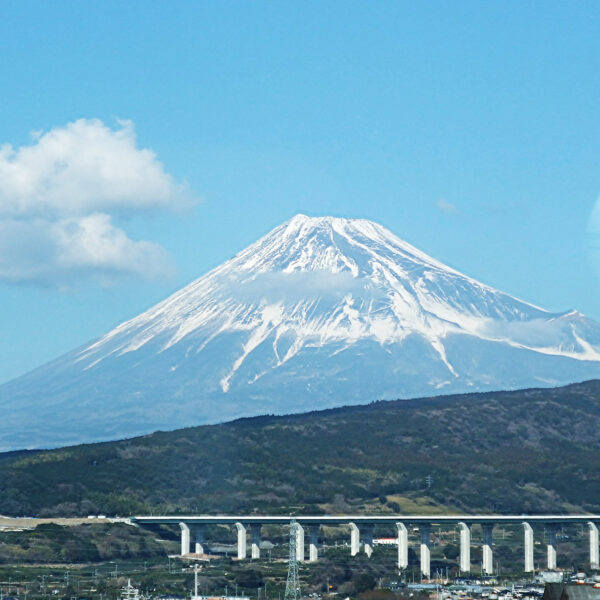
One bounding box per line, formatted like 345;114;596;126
2;214;600;450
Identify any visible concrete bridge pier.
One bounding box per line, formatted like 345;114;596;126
309;525;319;562
547;525;557;570
194;524;206;555
179;522;191;556
523;522;534;573
589;522;599;570
235;522;247;560
396;522;408;569
296;523;305;562
136;514;600;571
458;522;471;573
420;524;431;578
362;524;374;558
251;524;261;559
482;523;494;575
350;522;360;556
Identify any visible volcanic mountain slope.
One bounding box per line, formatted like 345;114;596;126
2;214;600;450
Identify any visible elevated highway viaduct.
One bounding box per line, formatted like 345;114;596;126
131;514;600;577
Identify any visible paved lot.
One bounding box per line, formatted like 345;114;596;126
0;515;110;530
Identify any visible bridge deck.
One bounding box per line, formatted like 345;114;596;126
132;514;600;525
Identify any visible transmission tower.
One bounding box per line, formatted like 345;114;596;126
284;519;301;600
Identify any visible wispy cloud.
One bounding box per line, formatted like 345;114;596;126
587;197;600;278
436;198;458;214
0;119;189;286
481;200;528;215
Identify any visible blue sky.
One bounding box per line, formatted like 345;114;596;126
1;1;600;384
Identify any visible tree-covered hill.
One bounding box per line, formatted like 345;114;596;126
1;380;600;517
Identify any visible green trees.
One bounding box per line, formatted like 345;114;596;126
0;522;172;564
443;544;460;560
1;380;600;518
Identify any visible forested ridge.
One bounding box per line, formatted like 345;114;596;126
1;380;600;517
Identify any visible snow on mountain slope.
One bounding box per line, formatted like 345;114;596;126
2;214;600;451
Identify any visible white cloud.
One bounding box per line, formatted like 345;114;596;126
436;198;458;214
0;118;189;217
0;119;188;286
0;214;173;285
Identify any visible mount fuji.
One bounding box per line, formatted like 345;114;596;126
2;214;600;451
